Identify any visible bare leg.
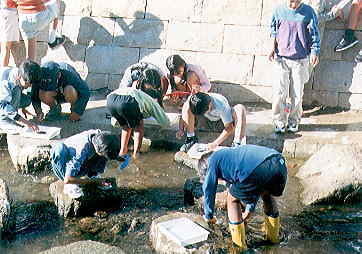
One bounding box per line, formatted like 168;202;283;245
120;127;132;156
39;90;57;107
0;41;12;67
24;38;36;61
347;0;362;30
64;85;80;121
232;104;247;144
133;120;144;158
227;192;243;222
181;102;196;134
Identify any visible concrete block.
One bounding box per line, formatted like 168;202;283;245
145;0;198;21
200;0;262;25
84;73;109;90
85;46;139;74
113;18;166;48
306;90;339;107
91;0;146;18
314;60;357;92
338;92;362;110
190;53;253;84
166;22;223;53
241;84;273;103
108;74;122;91
41;42;86;73
223;25;270;55
62;0;92;16
139;48;173;74
251;55;279;86
320;29;343;61
62;16;114;46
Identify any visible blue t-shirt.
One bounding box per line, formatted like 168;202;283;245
203;145;280;219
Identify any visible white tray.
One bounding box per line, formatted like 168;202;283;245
158;217;209;247
21;125;61;140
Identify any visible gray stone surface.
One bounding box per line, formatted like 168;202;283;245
49;179;122;217
39;240;125;254
0;179;10;239
7;135;54;175
296;144;362;205
150;212;213;254
91;0;146;18
62;0;92;16
167;22;223;53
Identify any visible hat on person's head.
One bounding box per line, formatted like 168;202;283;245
40;62;61;91
92;131;121;160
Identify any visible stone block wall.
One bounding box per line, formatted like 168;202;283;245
6;0;362;109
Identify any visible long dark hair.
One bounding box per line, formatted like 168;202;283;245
166;55;187;91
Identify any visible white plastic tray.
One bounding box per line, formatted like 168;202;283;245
158;217;209;247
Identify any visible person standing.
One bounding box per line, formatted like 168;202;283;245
270;0;320;133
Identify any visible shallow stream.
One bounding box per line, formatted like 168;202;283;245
0;149;361;254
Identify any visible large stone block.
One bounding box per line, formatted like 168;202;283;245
113;18;166;48
200;0;262;25
338;92;362;110
251;55;278;86
145;0;199;21
62;16;114;46
320;30;343;61
167;22;223;53
84;73;109;90
49;179;122;217
41;41;86;73
139;48;173;74
314;60;359;93
85;46;139;74
39;241;125;254
260;0;285;26
7;135;55;175
62;0;92;16
91;0;146;18
296;144;362;205
307;90;339;107
223;25;270;55
108;74;122;91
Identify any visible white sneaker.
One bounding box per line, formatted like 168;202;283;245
287;123;299;133
63;184;84;199
274;122;286;134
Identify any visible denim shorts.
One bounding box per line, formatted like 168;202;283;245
18;1;58;39
229;155;288;206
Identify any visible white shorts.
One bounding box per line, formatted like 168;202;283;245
18;0;59;39
0;9;19;42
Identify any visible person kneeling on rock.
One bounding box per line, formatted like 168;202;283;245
201;145;288;250
50;129;126;199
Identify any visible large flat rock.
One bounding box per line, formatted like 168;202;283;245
296;144;362;205
39;240;125;254
49;179;123;218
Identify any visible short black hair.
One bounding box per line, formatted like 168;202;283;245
92;131;120;160
138;69;161;90
189;92;211;115
166;54;186;74
18;60;42;84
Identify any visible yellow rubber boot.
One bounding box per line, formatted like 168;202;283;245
264;216;280;243
229;222;247;250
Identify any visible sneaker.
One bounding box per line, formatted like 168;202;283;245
287;123;299;133
44;104;62;121
274;122;286;134
48;35;66;49
180;136;198;152
355;50;362;63
334;36;359;52
231;136;246;147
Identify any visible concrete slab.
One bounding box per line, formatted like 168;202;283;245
6;94;362;159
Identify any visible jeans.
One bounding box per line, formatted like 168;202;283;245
50;143;69;181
